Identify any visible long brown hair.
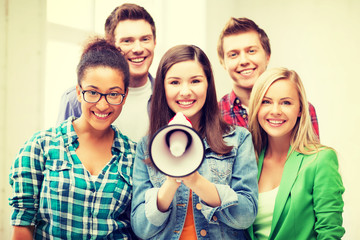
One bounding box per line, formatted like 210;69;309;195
149;45;233;154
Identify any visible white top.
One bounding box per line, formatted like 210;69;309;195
113;79;152;143
253;186;279;240
89;175;97;181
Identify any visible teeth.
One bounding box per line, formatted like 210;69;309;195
269;120;284;124
130;57;145;63
240;69;253;75
94;112;109;118
178;101;194;105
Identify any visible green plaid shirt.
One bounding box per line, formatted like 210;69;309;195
9;117;136;239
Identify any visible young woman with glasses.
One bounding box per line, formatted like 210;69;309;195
9;37;137;239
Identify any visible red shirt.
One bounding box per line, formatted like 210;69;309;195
218;91;320;137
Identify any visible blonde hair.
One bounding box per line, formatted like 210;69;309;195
248;67;324;158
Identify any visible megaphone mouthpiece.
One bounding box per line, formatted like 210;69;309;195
168;130;190;157
168;112;192;127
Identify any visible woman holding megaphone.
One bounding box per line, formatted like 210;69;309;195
131;45;258;240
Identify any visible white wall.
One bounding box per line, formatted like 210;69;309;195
1;0;46;239
1;0;359;238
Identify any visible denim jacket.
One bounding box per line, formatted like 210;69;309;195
131;126;258;240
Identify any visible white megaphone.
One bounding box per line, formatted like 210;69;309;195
149;112;205;178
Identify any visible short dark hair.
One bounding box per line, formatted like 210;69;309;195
217;17;271;65
77;37;130;91
104;3;156;44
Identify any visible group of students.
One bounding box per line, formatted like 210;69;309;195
9;3;345;240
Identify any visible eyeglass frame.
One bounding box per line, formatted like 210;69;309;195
80;86;126;105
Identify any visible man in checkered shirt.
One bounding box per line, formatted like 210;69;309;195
217;17;319;136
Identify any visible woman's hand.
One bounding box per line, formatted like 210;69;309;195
157;176;181;212
157;172;221;211
182;171;221;208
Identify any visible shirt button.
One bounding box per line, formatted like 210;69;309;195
196;203;202;210
200;229;207;236
212;215;218;221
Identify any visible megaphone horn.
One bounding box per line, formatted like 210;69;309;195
149;112;205;178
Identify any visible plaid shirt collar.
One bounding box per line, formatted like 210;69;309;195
59;117;130;155
229;90;240;110
230;90;248;118
59;117;78;147
219;90;249;128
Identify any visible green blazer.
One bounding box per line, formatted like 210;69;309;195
247;147;345;240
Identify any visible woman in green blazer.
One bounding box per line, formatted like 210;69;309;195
247;67;345;239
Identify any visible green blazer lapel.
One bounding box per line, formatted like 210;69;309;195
269;148;304;239
257;149;266;180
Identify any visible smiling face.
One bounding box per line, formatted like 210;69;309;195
257;79;301;142
164;60;208;129
114;19;156;87
222;30;270;91
77;66;127;132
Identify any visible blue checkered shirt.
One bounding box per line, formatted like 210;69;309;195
9;117;136;239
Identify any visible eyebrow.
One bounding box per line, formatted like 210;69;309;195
142;34;153;39
165;76;181;80
227;45;259;52
166;75;205;80
263;96;294;100
188;75;205;79
119;34;153;40
83;85;124;91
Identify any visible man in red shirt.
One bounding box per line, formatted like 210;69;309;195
217;17;319;136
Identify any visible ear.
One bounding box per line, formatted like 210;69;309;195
122;89;129;105
75;85;82;102
266;54;271;66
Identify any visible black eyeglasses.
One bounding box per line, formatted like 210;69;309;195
80;88;126;105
